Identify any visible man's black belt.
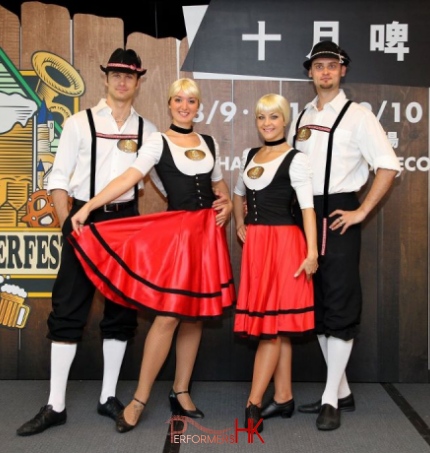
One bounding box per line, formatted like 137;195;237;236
73;199;135;213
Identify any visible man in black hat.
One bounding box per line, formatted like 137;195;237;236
287;40;401;431
17;48;157;436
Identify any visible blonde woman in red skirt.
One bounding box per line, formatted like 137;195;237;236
70;78;235;432
233;94;317;433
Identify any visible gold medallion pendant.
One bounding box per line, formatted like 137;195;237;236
117;139;138;153
247;166;264;179
296;126;311;141
185;149;206;160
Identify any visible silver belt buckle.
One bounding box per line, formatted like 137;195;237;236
103;204;116;213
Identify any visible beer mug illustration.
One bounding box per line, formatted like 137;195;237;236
0;284;30;328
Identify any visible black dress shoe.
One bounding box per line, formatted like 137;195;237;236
97;396;124;421
298;393;355;414
16;405;67;436
338;393;355;412
244;403;263;433
260;398;295;419
116;397;146;433
316;404;340;431
169;389;204;419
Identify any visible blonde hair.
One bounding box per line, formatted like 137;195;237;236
168;78;201;106
255;93;290;124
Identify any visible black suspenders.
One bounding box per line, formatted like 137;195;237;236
86;109;97;199
294;100;353;255
86;109;143;207
292;108;307;149
135;116;143;202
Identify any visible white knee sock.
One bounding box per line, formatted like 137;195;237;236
47;342;77;412
321;337;353;408
317;334;328;362
100;339;127;404
318;335;352;400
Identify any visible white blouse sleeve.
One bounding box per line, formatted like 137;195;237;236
290;152;314;209
233;148;251;196
210;136;224;182
131;132;163;176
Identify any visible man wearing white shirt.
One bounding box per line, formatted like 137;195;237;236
17;48;157;436
287;40;401;431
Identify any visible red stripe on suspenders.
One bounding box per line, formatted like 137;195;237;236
306;124;331;133
96;132;140;140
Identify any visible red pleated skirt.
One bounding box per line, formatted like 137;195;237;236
234;224;315;339
69;209;236;320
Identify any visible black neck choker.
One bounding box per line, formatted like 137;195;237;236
264;137;286;147
170;123;193;134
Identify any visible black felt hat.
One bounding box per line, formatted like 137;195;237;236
100;48;147;77
303;41;351;70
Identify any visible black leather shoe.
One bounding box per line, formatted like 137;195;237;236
260;398;294;419
116;397;146;433
298;393;355;414
316;404;340;431
169;389;204;419
338;393;355;412
97;396;124;421
244;403;263;433
16;405;67;436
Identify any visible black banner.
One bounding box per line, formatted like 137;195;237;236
182;0;430;87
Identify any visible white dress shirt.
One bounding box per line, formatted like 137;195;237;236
47;98;157;202
287;90;401;195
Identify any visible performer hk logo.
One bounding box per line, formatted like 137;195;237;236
168;415;264;444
